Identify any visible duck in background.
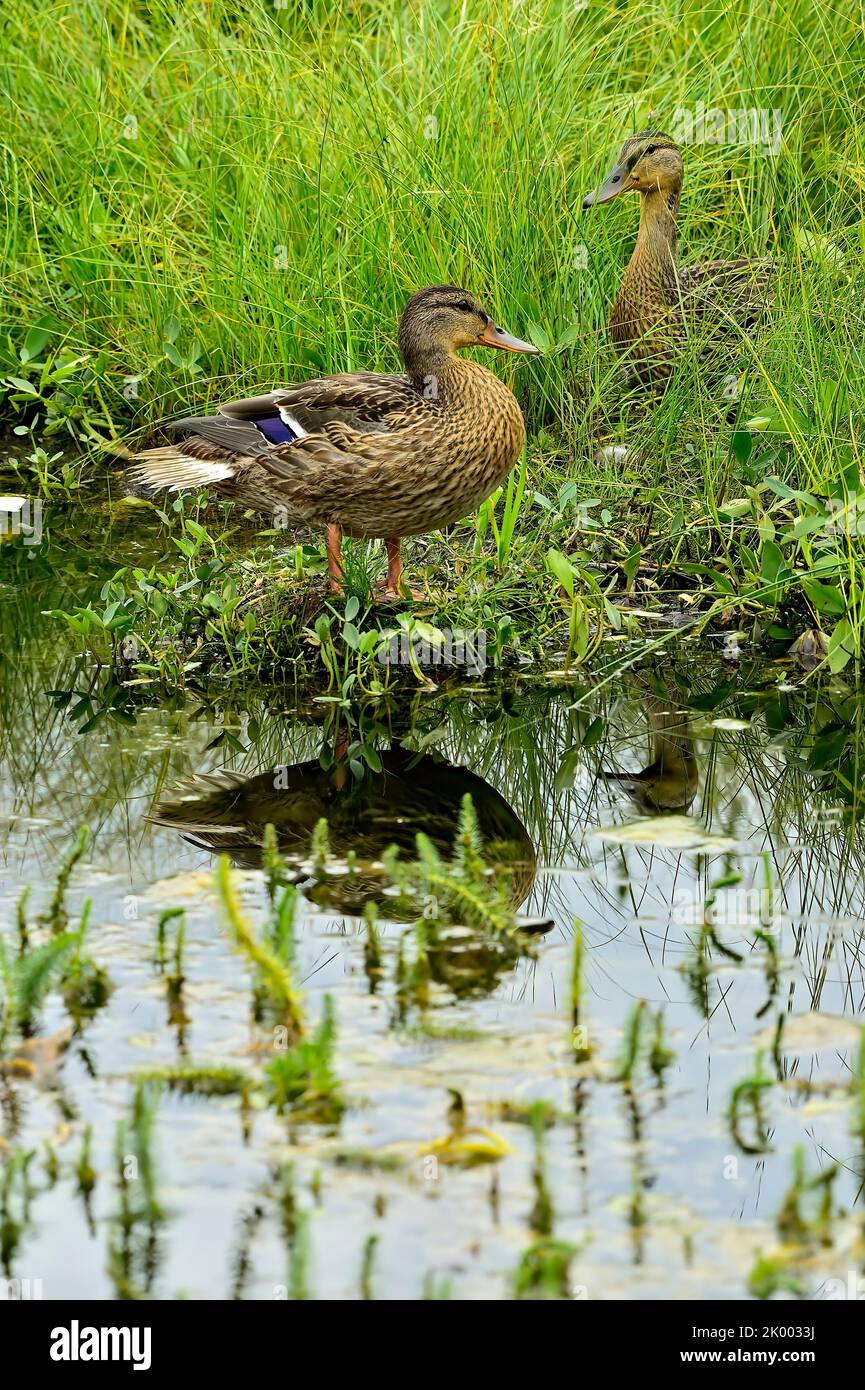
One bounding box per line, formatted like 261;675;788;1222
130;287;538;600
583;131;773;388
601;684;699;815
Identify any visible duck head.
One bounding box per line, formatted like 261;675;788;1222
582;131;683;209
397;285;538;373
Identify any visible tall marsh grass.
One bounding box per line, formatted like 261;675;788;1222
1;0;863;649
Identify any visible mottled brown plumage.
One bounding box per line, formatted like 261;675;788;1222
148;748;537;914
583;132;773;386
130;286;537;596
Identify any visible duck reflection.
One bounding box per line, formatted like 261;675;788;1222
150;746;536;915
601;688;699;814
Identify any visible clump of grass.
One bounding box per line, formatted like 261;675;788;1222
0;1147;36;1275
274;1164;311;1302
164;911;187;1035
359;1233;378;1301
613;1000;647;1086
570;919;591;1062
154;907;184;969
62;900;112;1019
384;795;535;1001
386;795;517;938
648;1008;675;1086
265;995;344;1123
134;1065;250;1098
75;1124;96;1200
513;1239;577;1301
363;902;383;993
0;897;109;1048
776;1145;839;1248
528;1103;554;1237
0;931;76;1046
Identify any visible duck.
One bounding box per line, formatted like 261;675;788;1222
582;131;773;387
130;286;538;599
147;746;537;915
600;682;699;814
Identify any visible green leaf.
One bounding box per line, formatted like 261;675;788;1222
801;577;846;617
730;431;752;467
827;619;855;673
546;549;575;598
760;540;790;589
526;320;551;351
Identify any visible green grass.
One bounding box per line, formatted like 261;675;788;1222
1;0;864;665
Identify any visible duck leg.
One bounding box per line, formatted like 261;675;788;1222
325;523;344;595
374;536;426;602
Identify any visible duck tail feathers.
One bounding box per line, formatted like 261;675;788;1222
128;446;237;494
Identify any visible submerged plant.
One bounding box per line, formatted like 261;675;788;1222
42;826;89;934
107;1081;164;1299
265;994;344;1123
728;1051;774;1155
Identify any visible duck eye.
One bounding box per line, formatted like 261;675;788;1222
644;144;657;156
455;299;472;312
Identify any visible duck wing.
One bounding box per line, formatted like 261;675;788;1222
131;371;432;493
678;257;774;329
220;371;426;437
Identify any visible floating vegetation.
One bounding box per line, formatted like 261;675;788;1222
133;1065;250;1099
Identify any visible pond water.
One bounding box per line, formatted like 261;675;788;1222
1;488;864;1300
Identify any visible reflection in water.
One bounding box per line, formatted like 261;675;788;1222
600;688;699;814
149;747;537;914
6;491;865;1298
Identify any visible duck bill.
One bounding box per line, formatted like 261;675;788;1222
582;163;630;209
476;322;540;354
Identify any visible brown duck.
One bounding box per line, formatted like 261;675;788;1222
148;747;538;916
601;685;699;815
583;131;772;386
131;286;537;599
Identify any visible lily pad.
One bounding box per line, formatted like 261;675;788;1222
593;815;736;852
754;1012;864;1055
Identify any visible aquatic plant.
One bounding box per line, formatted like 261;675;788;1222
215;855;304;1042
265;994;344;1123
107;1081;164;1299
728;1051;774;1155
42;826;88;934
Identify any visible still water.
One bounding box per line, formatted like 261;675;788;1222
1;491;864;1299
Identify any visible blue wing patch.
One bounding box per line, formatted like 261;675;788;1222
252;413;296;444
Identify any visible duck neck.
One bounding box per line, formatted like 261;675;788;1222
635;186;681;275
404;347;463;403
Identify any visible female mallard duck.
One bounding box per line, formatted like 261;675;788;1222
148;747;538;916
131;286;537;598
583;132;772;386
